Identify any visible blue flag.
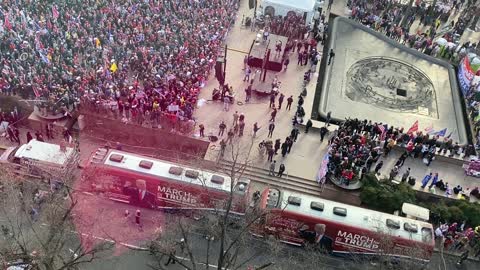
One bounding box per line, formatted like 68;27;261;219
434;128;447;137
38;50;50;64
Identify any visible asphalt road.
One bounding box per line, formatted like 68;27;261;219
1;191;479;270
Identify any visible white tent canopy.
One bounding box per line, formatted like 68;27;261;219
262;0;317;23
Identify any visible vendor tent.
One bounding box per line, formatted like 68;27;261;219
262;0;316;24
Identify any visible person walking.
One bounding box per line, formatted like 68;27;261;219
199;124;205;137
274;139;281;154
270;108;277;122
232;111;239;126
220;139;227;157
281;142;288;157
227;129;234;144
328;0;334;10
328;49;335;65
283;57;290;71
291;127;299;142
245;84;252;102
135;209;141;227
253;122;260;137
374;160;383;174
320;126;328;142
223;95;230;111
278;163;285;177
286;95;293;110
429;173;439;189
238;121;245;136
305;119;313;133
278;93;285;110
269;92;276;108
269;160;276;176
401;168;411;182
243;66;251;82
268;121;275;138
218;121;226;136
389;166;399;181
267;147;275;162
286;136;293;153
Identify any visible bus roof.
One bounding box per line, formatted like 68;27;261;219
402;203;430;221
14;139;75;166
278;189;432;242
101;150;240;193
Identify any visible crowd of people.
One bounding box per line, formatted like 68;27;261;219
325;118;477;187
347;0;478;63
435;222;480;263
0;0;239;127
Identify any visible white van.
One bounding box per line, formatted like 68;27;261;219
0;139;79;178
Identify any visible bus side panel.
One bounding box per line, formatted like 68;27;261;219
262;210;433;261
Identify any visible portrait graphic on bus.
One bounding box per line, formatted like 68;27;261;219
298;223;333;253
122;179;156;209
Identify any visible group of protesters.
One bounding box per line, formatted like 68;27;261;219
347;0;478;63
325;117;476;186
0;0;239;130
435;222;480;264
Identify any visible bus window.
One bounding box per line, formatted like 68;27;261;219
185;170;199;179
404;223;418;233
109;154;124;162
169;166;183;175
333;207;347;217
310;202;324;212
421;227;433;242
386;219;401;229
287;196;301;206
211;175;225;185
139;160;153;169
265;189;280;209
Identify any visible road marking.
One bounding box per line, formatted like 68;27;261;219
39;223;149;250
175;256;229;269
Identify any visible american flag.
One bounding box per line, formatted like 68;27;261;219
317;153;330;185
52;5;60;19
378;124;388;141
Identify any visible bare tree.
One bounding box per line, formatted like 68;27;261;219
0;167;113;270
145;137;279;270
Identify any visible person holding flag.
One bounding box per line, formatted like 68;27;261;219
110;59;118;73
407;120;419;135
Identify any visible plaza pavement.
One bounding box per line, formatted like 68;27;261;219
192;0;480;202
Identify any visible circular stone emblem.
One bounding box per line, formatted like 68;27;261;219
345;57;437;118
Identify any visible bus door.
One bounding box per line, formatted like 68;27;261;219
250;188;281;237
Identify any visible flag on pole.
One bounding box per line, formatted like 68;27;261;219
33;86;40;97
317;153;330;185
110;62;118;73
434;128;447;137
407;120;419;135
446;129;455;139
52;5;60;19
424;123;435;134
379;124;388;141
38;50;50;64
4;14;12;30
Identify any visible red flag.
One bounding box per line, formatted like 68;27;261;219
4;14;12;30
407;120;419;135
52;5;60;19
33;86;40;98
